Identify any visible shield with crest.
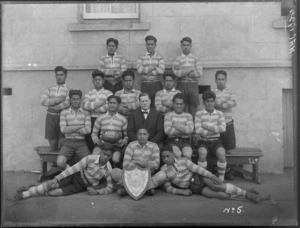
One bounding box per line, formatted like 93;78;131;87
122;166;151;200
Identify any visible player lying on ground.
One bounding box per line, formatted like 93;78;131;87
14;143;115;200
160;145;264;204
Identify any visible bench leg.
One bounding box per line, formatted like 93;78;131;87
38;161;47;182
252;163;262;184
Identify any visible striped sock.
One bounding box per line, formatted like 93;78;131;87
225;183;246;196
198;161;207;169
217;161;227;181
22;182;49;198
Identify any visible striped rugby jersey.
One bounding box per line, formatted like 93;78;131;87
160;157;213;189
155;88;181;115
123;141;160;171
115;89;141;118
172;53;203;82
91;112;128;145
214;88;237;123
55;155;114;195
41;84;70;113
194;109;226;138
60;107;91;139
164;111;194;137
83;88;113;118
98;53;127;75
137;53;165;76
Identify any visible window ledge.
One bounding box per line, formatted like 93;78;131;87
69;22;151;32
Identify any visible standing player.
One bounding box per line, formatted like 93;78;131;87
173;37;203;118
83;70;113;152
98;38;127;94
154;71;181;115
137;35;165;106
41;66;70;151
115;70;141;118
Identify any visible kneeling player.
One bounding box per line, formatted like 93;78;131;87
14;144;115;200
160;145;262;204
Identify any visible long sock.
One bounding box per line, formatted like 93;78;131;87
217;161;227;181
225;183;246;196
22;182;49;199
198;161;207;169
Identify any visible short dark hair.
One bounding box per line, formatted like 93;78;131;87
107;95;121;104
122;70;135;80
163;71;175;80
92;69;104;79
162;145;173;153
99;143;115;153
202;90;216;101
137;128;149;134
54;66;67;74
173;93;185;104
215;70;227;79
106;38;118;47
180;37;192;44
145;35;157;43
139;92;150;101
69;89;82;98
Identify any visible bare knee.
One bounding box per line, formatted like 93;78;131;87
57;156;67;170
216;147;226;162
182;147;192;160
198;147;207;161
112;152;122;166
172;146;182;158
111;168;122;184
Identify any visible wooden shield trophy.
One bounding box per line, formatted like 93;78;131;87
122;166;151;200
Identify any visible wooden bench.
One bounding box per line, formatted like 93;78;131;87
192;147;263;184
34;146;61;182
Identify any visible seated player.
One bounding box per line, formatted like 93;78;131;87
154;71;181;115
160;145;262;204
98;38;127;94
14;143;115;200
172;37;203;118
195;90;227;181
164;93;194;160
91;95;128;168
57;90;91;170
115;70;141;118
111;128;166;196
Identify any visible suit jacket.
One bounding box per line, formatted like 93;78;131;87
127;107;165;144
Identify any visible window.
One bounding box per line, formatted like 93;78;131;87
83;3;139;19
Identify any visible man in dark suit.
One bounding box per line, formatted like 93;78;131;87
127;93;165;150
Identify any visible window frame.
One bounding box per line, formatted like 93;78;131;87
82;3;140;19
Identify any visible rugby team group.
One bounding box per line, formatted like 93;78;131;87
14;35;264;204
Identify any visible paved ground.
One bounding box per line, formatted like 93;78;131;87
2;168;298;226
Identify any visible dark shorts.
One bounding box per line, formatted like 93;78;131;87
220;120;236;150
59;139;90;161
141;81;163;106
167;137;191;151
45;113;64;140
58;172;88;196
103;80;123;94
198;139;224;157
85;117;98;152
190;173;206;194
177;82;200;106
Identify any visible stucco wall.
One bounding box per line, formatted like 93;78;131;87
2;2;293;173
